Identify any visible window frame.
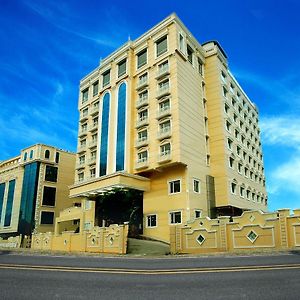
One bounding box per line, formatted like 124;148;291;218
40;211;55;225
146;214;157;228
155;35;168;58
193;178;201;194
169;210;182;225
168;179;181;195
137;48;148;69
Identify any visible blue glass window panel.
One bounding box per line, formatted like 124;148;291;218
19;162;40;234
0;183;5;224
116;83;126;171
4;180;16;227
99;93;110;176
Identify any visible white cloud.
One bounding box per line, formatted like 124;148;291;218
260;116;300;149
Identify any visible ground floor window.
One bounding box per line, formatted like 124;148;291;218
169;211;182;224
146;214;157;228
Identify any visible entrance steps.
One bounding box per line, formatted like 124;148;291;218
127;238;170;255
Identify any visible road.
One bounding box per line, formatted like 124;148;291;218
0;250;300;299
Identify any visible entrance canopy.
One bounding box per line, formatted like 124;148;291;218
69;172;150;198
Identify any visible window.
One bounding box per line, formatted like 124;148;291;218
193;179;200;193
138;150;148;162
137;48;147;68
138;129;148;142
159;98;170;112
160;143;171;156
244;167;249;177
29;150;34;159
118;59;126;77
102;70;110;87
223;86;228;98
159;120;171;133
146;214;157;228
45;165;58;182
179;33;184;52
169;179;181;194
93;117;98;127
246;189;251;200
82;88;88;103
42;186;56;206
240;186;245;198
91;150;97;160
231;182;237;194
158;60;169;74
44;149;50;159
187;45;193;64
24;152;28;161
40;211;54;225
238;163;242;173
138;73;148;86
226;120;231;132
236;146;241;156
195;210;201;218
78;173;84;182
229;156;234;168
198;58;203;75
158;79;169;92
92;81;99;96
156;35;168;57
138;109;148;122
221;71;227;83
55;152;59;163
90;168;96;178
227;138;233;150
224;103;230;114
139;90;148;103
169;211;182;224
79;155;85;164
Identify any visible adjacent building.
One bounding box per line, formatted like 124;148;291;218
0;144;75;238
69;14;267;242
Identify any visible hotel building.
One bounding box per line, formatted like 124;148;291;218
69;14;267;242
0;144;75;238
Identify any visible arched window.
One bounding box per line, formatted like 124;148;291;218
24;152;28;161
55;152;60;163
45;150;50;159
29;150;34;159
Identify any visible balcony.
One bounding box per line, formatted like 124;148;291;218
135;158;148;170
156;106;171;119
156;65;170;80
156;85;170;99
136;117;149;128
78;128;88;137
90;106;99;116
136;96;149;109
79;113;89;122
89;123;98;132
158;151;172;164
135;138;148;148
76;161;85;169
157;126;171;140
136;77;148;90
77;145;86;154
88;157;96;165
89;140;97;148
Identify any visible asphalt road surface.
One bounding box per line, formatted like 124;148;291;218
0;250;300;299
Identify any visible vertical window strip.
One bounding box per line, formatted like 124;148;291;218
116;83;126;171
4;180;16;227
0;183;5;224
99;93;110;176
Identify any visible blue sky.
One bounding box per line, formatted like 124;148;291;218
0;0;299;211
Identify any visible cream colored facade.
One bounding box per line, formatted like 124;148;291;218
0;144;75;238
70;13;267;243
